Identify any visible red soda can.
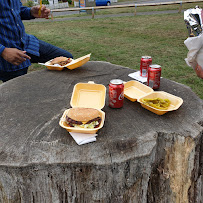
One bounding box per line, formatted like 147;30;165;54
140;56;152;77
109;79;124;108
147;64;162;89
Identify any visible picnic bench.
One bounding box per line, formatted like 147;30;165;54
0;61;202;202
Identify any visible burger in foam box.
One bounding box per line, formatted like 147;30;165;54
59;81;106;134
39;54;91;71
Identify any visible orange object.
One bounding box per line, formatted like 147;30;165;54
38;0;42;17
51;11;54;20
59;81;106;134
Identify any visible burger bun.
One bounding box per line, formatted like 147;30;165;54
50;56;72;66
67;107;101;122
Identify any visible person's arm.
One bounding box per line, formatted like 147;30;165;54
195;64;203;79
20;2;50;20
0;46;31;66
30;5;50;19
0;44;6;56
20;2;34;20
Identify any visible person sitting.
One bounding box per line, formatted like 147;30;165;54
0;1;73;82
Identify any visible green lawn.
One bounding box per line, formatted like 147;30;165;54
23;6;202;100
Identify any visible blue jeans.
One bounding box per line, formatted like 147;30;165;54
29;40;73;63
0;40;73;82
0;68;28;82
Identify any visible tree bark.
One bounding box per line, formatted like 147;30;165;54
0;61;202;202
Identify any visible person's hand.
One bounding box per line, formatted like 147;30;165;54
31;5;50;19
1;48;31;66
195;64;203;79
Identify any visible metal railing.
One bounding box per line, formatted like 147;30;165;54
51;0;203;19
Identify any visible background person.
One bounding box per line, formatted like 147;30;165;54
0;1;73;82
195;64;203;79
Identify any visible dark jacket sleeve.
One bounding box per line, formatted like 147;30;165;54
20;2;35;20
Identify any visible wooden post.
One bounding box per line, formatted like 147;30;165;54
92;7;95;19
134;4;137;16
178;1;182;13
50;10;54;20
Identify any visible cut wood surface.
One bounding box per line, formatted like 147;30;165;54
0;61;202;202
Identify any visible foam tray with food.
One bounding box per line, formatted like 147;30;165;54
124;80;183;115
137;91;183;115
39;53;91;71
59;81;106;134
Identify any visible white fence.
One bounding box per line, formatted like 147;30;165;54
44;0;117;9
45;2;69;9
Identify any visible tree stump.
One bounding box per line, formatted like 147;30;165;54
0;61;202;202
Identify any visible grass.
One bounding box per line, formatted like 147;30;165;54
15;4;203;99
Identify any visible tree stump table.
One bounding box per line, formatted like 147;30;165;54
0;61;202;203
